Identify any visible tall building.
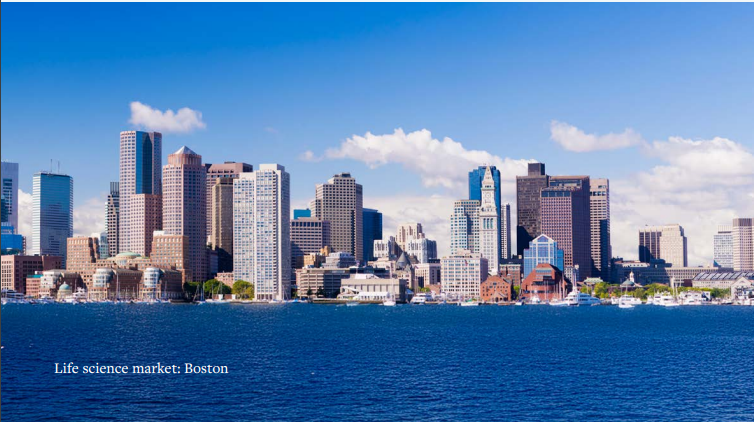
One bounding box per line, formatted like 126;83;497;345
1;223;24;254
31;172;73;266
291;217;331;270
450;200;480;255
523;235;565;280
405;237;437;264
540;176;591;281
732;218;754;271
659;224;688;267
1;255;61;294
211;178;235;273
233;164;291;301
106;182;120;257
373;236;398;260
310;173;363;262
478;166;500;273
713;225;733;269
1;161;19;230
94;231;109;259
204;162;253;236
396;222;423;250
363;208;382;262
501;203;511;260
119;131;162;254
440;250;488;299
516;163;548;256
639;226;662;263
589;178;611;279
163;146;207;282
128;194;162;256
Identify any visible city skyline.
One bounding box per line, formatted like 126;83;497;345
2;3;753;265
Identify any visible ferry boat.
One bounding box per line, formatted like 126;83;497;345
563;291;601;306
410;293;429;305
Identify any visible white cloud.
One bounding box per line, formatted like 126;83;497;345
16;189;33;244
129;101;206;133
550;120;644;152
317;128;533;196
610;136;754;265
299;150;321;162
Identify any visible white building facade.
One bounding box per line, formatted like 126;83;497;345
440;250;488;299
478;167;500;273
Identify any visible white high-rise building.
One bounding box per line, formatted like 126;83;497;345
501;203;511;261
233;165;291;301
659;224;688;267
373;236;397;260
713;225;733;269
478;167;500;273
440;250;488;300
450;200;479;255
119;131;162;255
1;161;19;229
405;237;437;264
732;218;753;271
396;222;424;249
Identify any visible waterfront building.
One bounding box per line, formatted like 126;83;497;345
610;258;720;285
24;273;42;298
540;175;591;281
523;235;565;280
714;225;733;269
31;172;73;266
589;178;611;280
204;162;253;237
106;182;120;257
296;267;351;298
1;161;19;230
732;218;754;271
692;271;754;290
163;146;207;282
450;200;480;255
216;271;235;287
233;165;291;301
119;131;162;255
500;263;523;287
639;226;663;263
339;274;408;302
405;237;437;264
139;267;183;300
86;268;143;301
373;236;398;260
1;255;61;294
414;262;441;287
480;275;513;303
440;249;488;299
659;224;688;267
293;209;311;219
67;236;100;270
396;222;424;250
520;263;568;302
1;223;24;254
323;252;357;269
363;208;382;262
516;163;548;256
310;173;363;262
210;178;235;273
38;270;84;299
478;166;500;273
150;232;190;281
291;217;331;270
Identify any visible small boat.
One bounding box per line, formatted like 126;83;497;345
563;291;602;306
346;301;359;307
514;301;524;306
459;300;479;307
382;299;396;306
410;293;429;305
618;302;635;309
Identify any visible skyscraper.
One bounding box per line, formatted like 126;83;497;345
523;234;565;279
470;165;508;263
713;225;733;269
540;176;591;281
516;163;548;257
291;217;331;270
234;164;291;301
310;173;363;262
396;222;423;250
119;131;162;254
732;218;753;271
106;182;120;258
31;172;73;266
363;208;382;262
450;200;479;255
659;224;688;267
1;161;19;230
639;226;662;263
478;166;500;273
589;178;611;279
163;146;207;282
204;162;253;236
211;178;235;273
501;203;511;260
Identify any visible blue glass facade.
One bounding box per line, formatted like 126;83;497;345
1;223;24;253
32;172;73;265
293;209;311;219
362;208;382;261
523;235;564;279
469;166;501;210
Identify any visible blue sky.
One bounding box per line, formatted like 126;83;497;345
2;3;753;263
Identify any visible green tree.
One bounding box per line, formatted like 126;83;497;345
203;279;231;297
184;281;200;299
232;280;254;299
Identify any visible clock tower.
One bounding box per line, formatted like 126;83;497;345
478;166;500;273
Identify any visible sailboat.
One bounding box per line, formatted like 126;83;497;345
382;292;396;307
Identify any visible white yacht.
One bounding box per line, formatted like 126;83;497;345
619;295;642;306
657;293;679;307
459;300;480;307
410;293;429;305
679;291;704;306
563;291;601;306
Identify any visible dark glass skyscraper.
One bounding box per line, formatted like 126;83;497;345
516;163;548;257
362;208;382;262
31;172;73;266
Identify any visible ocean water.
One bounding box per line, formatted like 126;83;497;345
2;303;754;421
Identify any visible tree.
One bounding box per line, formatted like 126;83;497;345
203;279;231;297
306;289;313;297
232;280;254;300
183;281;200;299
316;287;324;298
